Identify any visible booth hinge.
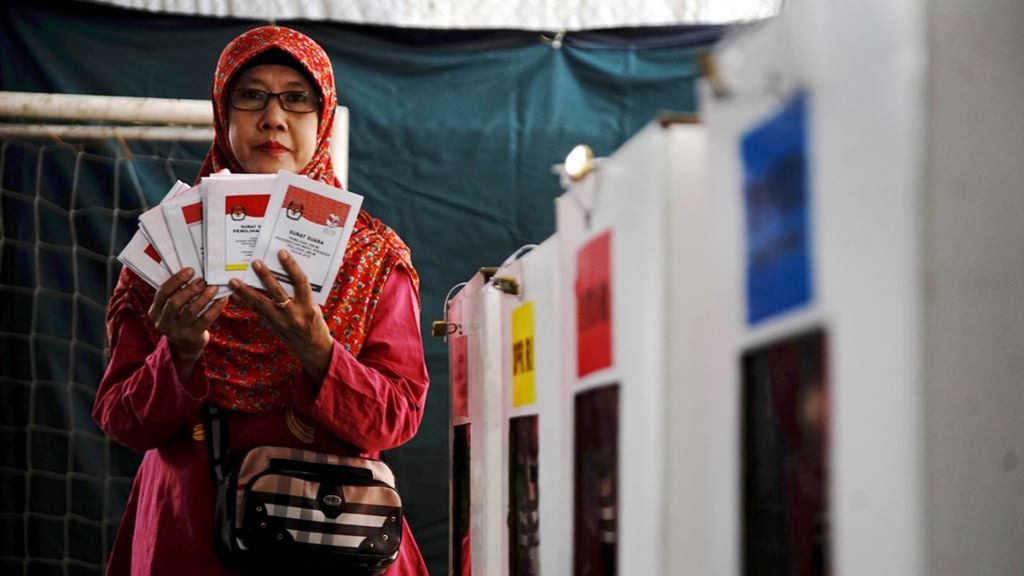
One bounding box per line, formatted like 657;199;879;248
431;320;459;338
491;276;520;296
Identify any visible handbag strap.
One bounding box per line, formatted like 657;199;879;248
203;405;230;483
202;406;397;486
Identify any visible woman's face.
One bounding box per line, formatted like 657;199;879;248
227;64;319;174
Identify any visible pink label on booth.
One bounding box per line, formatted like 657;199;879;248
451;334;469;418
576;231;612;377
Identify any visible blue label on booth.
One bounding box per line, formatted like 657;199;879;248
741;91;813;325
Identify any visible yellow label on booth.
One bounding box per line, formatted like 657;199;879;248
511;301;536;407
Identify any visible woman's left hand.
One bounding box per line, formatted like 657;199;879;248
229;249;334;382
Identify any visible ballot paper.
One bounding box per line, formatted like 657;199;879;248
162;188;205;277
203;174;275;285
118;231;173;288
244;171;363;305
161;187;233;299
117;180;191;288
138;181;192;273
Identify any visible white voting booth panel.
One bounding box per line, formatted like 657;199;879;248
700;1;1024;575
446;270;504;576
493;237;563;576
920;1;1024;572
702;7;923;574
555;119;709;576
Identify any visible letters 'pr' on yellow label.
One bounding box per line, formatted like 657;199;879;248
511;301;536;407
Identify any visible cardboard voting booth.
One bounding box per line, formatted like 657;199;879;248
445;237;565;576
444;2;1024;573
700;1;1024;574
445;270;505;576
555;117;710;576
493;237;564;576
699;9;921;574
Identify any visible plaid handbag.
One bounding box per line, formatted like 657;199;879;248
205;406;403;575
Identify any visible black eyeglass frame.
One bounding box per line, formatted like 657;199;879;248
228;89;321;113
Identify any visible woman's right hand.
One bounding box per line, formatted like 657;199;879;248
148;268;229;380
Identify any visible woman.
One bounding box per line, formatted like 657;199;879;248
93;26;430;575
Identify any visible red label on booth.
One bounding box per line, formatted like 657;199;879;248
450;334;469;418
576;231;612;377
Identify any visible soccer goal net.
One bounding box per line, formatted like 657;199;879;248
0;91;216;575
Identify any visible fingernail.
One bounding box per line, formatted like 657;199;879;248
228;279;241;289
183;267;194;277
278;250;289;261
252;260;263;272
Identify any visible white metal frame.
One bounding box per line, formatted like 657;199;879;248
0;91;349;187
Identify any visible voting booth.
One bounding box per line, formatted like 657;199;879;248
697;9;923;575
445;1;1024;573
445;238;565;576
492;238;564;576
555;117;710;576
698;1;1024;574
445;269;505;576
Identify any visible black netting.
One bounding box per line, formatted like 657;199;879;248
0;136;204;574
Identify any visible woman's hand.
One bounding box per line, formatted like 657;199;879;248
228;250;334;383
149;268;229;381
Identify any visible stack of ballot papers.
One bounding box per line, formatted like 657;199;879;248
118;171;364;305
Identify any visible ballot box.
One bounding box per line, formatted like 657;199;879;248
698;1;1024;574
445;269;505;576
554;117;710;576
490;237;564;576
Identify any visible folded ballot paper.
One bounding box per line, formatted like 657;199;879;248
117;180;191;288
117;171;363;306
138;188;185;274
160;189;203;272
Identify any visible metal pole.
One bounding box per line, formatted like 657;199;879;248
0;91;213;125
0;124;216;141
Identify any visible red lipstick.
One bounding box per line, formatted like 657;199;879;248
257;141;288;153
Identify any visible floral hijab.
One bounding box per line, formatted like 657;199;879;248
197;26;340;186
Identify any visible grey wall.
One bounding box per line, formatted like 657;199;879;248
924;2;1024;574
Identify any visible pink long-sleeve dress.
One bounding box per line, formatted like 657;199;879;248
94;214;430;576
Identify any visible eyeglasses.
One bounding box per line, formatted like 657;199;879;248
228;89;320;113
